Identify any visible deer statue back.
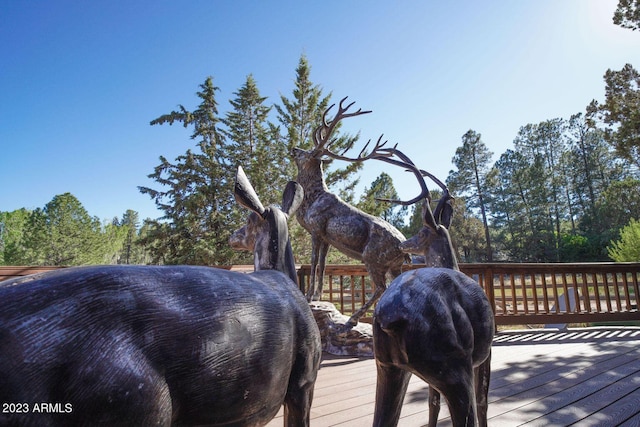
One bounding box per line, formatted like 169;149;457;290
0;166;321;427
371;150;494;427
292;96;407;326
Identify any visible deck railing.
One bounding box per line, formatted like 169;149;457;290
297;263;640;325
3;263;639;326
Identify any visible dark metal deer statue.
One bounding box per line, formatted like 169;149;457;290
292;96;407;326
0;166;321;427
372;152;494;427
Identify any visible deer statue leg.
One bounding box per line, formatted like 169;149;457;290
372;363;412;427
427;386;441;427
315;241;329;301
438;366;477;427
474;351;492;427
345;269;387;326
283;343;320;427
306;238;329;301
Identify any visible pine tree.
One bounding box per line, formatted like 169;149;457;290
587;64;640;169
19;193;105;266
140;77;235;265
0;208;30;265
447;130;494;261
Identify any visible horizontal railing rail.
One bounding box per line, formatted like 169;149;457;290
3;263;639;326
297;263;640;325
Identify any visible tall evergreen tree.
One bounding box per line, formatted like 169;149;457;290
140;77;234;265
221;74;285;264
274;55;331;182
117;209;140;264
513;120;567;261
587;64;640;169
221;75;283;211
447;130;494;261
275;54;363;191
565;113;628;255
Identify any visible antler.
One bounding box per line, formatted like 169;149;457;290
313;96;372;155
321;134;399;163
371;147;454;228
370;147;431;206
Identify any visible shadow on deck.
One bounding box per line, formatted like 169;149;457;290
268;326;640;426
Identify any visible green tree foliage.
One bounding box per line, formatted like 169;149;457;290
1;202;145;266
274;55;331;182
488;149;541;261
587;64;640;169
448;196;487;263
479;108;638;262
18;193;108;265
275;54;363;194
140;77;234;265
447;130;494;261
357;172;407;230
112;209;152;264
608;218;640;261
614;0;640;31
402;204;423;239
514;119;568;261
0;208;30;265
221;74;283;264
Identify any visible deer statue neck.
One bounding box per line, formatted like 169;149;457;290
293;149;329;200
253;207;298;285
428;229;459;271
401;226;460;271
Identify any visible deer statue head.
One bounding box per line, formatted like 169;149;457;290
291;96;397;191
230;166;304;284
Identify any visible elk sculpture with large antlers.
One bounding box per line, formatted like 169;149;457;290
0;166;321;427
371;149;494;427
292;96;408;326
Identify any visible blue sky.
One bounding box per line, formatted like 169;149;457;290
2;1;639;222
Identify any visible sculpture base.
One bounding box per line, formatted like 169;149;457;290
310;301;373;358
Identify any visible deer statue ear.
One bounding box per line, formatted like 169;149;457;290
421;198;438;230
234;166;266;216
438;198;454;229
282;181;304;217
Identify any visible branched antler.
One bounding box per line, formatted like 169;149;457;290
313;96;371;155
370;147;431;205
326;135;398;163
371;146;454;227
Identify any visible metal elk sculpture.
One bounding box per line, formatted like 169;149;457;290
371;150;495;427
292;96;408;326
0;166;321;427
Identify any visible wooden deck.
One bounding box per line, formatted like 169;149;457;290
267;326;640;426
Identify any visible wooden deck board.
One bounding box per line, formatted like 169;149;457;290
266;326;640;426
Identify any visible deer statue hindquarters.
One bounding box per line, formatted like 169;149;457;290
372;154;494;427
0;167;321;427
293;97;407;326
